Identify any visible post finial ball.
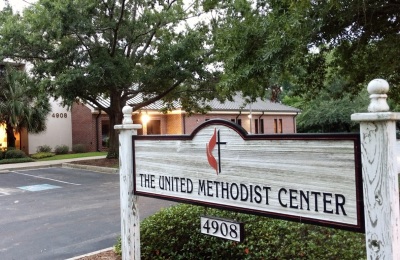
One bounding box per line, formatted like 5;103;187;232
367;79;389;95
122;105;133;124
367;79;390;112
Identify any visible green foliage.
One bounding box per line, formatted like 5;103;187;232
54;145;69;155
114;237;122;256
283;89;369;133
138;204;366;259
0;157;35;164
0;0;220;158
30;152;55;159
36;145;52;153
0;65;51;148
4;149;27;159
72;144;86;153
212;0;400;117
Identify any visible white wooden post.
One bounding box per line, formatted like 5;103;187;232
114;106;142;260
352;79;400;259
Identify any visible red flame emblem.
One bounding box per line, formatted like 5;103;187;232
206;128;218;174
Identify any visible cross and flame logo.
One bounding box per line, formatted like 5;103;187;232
206;128;226;175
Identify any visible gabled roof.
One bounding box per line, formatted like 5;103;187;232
87;93;300;113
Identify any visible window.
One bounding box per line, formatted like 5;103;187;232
255;119;264;134
147;120;161;134
231;118;242;126
274;119;282;133
102;121;110;147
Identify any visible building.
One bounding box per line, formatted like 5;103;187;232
0;97;72;155
1;91;300;154
0;61;300;154
71;94;300;152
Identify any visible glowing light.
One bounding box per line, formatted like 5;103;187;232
141;114;150;124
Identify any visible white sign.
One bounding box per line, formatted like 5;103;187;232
133;120;364;232
200;216;244;242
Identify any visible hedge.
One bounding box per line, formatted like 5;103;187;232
0;157;35;164
116;204;366;259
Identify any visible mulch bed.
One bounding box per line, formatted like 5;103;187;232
75;249;121;260
70;158;119;168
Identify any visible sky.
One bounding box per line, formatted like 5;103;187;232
0;0;36;13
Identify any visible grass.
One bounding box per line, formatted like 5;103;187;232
36;151;107;161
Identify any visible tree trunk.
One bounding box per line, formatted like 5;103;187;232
6;122;16;148
106;91;124;159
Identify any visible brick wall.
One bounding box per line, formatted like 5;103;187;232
166;114;183;134
183;113;296;134
70;105;297;152
71;102;98;152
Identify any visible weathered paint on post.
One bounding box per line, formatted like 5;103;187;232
114;106;142;260
352;79;400;259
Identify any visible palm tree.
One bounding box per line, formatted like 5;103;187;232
0;64;50;148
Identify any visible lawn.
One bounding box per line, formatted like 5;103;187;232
36;151;107;161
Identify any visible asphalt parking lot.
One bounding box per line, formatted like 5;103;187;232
0;167;175;260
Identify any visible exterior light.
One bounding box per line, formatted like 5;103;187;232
141;114;150;124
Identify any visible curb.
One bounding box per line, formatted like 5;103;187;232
66;247;114;260
0;164;62;172
62;163;119;174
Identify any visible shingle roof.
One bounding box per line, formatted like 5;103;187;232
207;94;300;113
87;93;300;113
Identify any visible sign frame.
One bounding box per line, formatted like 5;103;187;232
132;119;364;233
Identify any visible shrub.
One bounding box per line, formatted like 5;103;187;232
54;145;69;155
5;149;27;159
137;204;366;259
31;152;55;159
72;144;86;153
36;145;52;153
114;237;122;256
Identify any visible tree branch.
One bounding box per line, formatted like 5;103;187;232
131;79;184;110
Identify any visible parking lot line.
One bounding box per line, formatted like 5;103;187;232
11;171;82;186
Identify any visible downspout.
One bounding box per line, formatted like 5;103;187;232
183;114;186;134
235;111;241;123
293;112;299;133
258;112;264;133
96;109;101;151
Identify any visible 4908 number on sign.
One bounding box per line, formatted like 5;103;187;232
200;216;244;242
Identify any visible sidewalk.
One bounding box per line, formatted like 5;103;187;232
0;155;112;173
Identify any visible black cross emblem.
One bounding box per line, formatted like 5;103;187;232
216;130;227;173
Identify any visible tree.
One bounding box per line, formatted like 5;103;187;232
0;64;51;148
208;0;314;101
283;90;369;133
0;0;220;158
211;0;400;103
304;0;400;100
